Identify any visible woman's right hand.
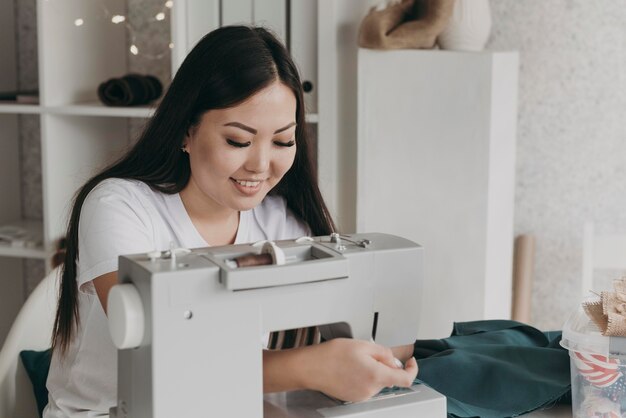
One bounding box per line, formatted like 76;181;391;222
301;338;418;403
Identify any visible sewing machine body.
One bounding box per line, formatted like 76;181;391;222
108;233;447;417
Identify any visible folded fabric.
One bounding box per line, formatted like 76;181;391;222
97;74;163;107
413;320;571;418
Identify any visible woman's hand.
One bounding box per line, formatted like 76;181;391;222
299;338;418;403
263;338;418;402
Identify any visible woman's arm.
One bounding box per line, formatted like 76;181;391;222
264;338;418;402
93;271;119;315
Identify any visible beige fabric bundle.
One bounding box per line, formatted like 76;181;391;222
583;277;626;336
358;0;455;50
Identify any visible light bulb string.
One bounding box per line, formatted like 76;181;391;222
58;0;174;60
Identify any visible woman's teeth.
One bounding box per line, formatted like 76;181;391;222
234;179;261;187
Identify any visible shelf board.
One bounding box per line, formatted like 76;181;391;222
0;219;50;261
0;102;43;114
46;102;156;118
0;101;319;122
0;245;49;260
305;113;319;124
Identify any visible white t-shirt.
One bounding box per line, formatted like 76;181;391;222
44;178;310;418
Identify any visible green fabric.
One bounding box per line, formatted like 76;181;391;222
413;320;571;418
20;349;51;418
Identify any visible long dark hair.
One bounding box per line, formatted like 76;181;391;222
52;26;336;354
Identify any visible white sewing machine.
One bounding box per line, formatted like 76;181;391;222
107;232;447;417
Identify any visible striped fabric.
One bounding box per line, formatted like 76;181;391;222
267;327;322;350
573;351;623;388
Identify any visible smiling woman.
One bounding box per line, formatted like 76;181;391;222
43;25;418;418
181;81;298;236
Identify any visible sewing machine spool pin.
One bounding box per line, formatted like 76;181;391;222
330;233;371;249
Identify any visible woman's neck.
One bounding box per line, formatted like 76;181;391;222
179;180;240;246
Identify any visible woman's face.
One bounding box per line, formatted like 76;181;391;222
183;80;297;212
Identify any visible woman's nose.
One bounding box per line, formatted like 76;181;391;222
244;145;270;173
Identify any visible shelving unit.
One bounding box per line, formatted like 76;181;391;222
0;0;329;344
1;0;30;346
1;0;323;259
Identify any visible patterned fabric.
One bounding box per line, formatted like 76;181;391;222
574;351;622;388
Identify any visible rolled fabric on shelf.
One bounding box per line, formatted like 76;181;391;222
97;74;163;107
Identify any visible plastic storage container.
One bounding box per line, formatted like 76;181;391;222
561;308;626;418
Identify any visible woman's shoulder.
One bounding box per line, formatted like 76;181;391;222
90;178;151;198
81;178;159;224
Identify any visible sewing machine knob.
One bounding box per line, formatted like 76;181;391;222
108;284;145;349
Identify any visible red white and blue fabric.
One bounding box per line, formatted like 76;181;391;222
574;351;622;388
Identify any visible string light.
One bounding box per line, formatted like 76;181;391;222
74;18;84;27
95;0;173;60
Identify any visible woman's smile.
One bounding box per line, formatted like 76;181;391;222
230;177;264;195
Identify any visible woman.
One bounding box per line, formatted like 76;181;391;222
45;25;417;417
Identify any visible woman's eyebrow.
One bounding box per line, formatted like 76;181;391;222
224;122;257;134
274;122;297;134
223;121;297;135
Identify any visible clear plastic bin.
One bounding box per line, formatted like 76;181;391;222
561;308;626;418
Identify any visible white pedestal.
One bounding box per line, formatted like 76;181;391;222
357;49;519;338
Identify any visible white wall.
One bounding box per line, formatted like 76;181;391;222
489;0;626;329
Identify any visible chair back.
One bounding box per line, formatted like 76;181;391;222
0;268;59;418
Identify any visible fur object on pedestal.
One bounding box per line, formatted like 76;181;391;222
358;0;455;50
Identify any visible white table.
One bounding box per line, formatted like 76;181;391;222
526;405;572;417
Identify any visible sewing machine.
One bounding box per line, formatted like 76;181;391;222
107;232;447;417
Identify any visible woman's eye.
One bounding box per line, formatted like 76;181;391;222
274;140;296;147
226;139;251;148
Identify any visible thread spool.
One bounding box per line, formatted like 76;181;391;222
229;241;287;268
232;253;273;268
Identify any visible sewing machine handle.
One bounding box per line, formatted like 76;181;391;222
221;256;349;290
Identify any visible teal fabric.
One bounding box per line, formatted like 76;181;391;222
413;320;571;418
20;349;51;418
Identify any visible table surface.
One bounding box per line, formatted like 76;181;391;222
525;405;572;417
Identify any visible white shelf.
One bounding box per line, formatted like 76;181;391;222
0;101;320;123
0;103;43;114
0;245;50;260
0;219;50;260
46;102;156;118
304;113;318;123
0;102;154;118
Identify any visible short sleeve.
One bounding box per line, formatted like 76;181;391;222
77;180;155;293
